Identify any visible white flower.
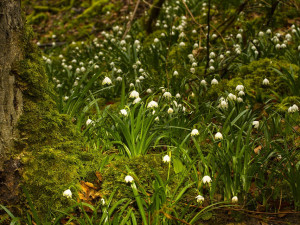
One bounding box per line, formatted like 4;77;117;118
195;195;204;203
211;78;218;85
173;71;179;76
100;198;105;205
63;96;69;101
179;42;185;47
275;44;281;49
176;93;181;98
285;33;292;41
120;109;128;116
146;88;152;94
147;101;158;108
116;76;122;81
232;196;238;203
262;78;270;86
102;77;112;85
120;40;126;46
292;104;299;112
191;129;199;136
133;97;141;104
281;44;286;49
154;38;159;43
235;85;244;92
190;68;195;73
236;33;242;39
252;121;259;129
209;52;216;58
202;175;212;184
228;93;237;101
201;80;207;86
215;132;223;140
266;29;272;34
155;116;159;121
219;100;228;110
86;119;93;126
237;97;243;103
162;155;170;163
125;175;134;183
238;91;245;96
167;108;174;114
258;31;264;37
209;66;215;71
130;90;139;98
288;104;299;113
63;189;72;198
163;92;172;98
130;83;134;87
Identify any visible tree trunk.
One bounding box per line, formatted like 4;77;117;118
0;0;23;208
0;0;23;166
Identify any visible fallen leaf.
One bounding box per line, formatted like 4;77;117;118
95;171;102;181
254;146;262;154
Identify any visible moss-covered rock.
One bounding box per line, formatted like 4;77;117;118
101;154;173;201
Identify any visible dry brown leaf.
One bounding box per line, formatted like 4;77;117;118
95;171;103;181
254;146;262;154
84;182;96;189
277;213;287;218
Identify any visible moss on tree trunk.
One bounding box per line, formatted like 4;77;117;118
0;0;87;219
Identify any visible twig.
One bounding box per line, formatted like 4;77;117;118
142;0;161;9
122;0;141;40
210;24;227;48
180;0;206;37
216;0;251;34
205;0;211;75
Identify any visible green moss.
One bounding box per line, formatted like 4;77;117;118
28;12;48;25
236;58;298;96
77;0;109;20
101;154;173;201
102;3;117;13
12;22;97;218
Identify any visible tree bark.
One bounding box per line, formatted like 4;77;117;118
0;0;23;166
0;0;23;208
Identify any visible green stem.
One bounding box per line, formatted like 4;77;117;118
131;183;148;225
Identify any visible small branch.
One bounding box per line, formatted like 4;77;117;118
122;0;141;40
204;0;211;75
216;0;251;34
180;0;206;37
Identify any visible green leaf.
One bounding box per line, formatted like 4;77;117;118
173;157;185;174
201;212;213;220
